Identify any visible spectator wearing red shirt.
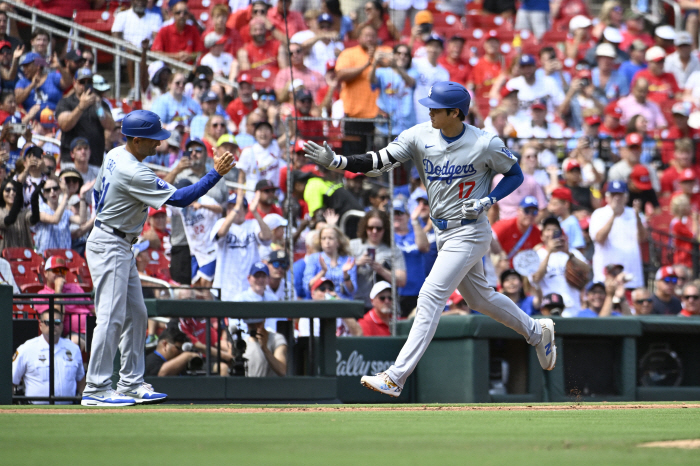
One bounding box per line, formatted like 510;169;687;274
245;180;284;220
492;197;543;269
599;102;626;138
30;0;92;19
176;318;232;375
238;0;291;44
669;194;697;268
620;11;654;52
288;89;324;142
151;0;204;64
438;36;471;85
204;4;245;57
631;47;680;105
357;281;393;336
661;139;697;195
225;73;258;131
141;206;171;254
273;42;326;102
351;1;400;44
671;168;700;211
238;17;284;79
267;0;307;37
468;37;502;99
566;15;596;61
660;102;700;164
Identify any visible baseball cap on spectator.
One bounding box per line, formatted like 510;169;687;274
293;139;307;153
519;55;536;67
40;108;56;127
542;216;562;230
500;268;521;285
74;67;92;81
70;137;89;151
202;90;219;103
217;134;238;148
311;276;334;292
369;281;392;299
344;171;363;179
625;133;643;147
584;115;601;126
292;170;313;184
630;164;653;190
410;166;421;180
237;73;252;84
392;198;407;214
563;159;581;172
603;27;622;44
448;34;466;43
264;213;288;230
679;168;695;182
267;249;290;266
295;89;313;101
629;39;648;51
414;10;433;24
185;137;206;149
166;131;181;148
45;256;68;272
148;61;170;84
92;75;110;92
326;59;336;72
65;49;84;63
569;15;592;32
256;179;276;191
446;290;464;306
19;52;47;66
0;41;11;51
541;293;564;314
645;46;666;62
148;206;167;217
655;265;677;281
258;87;276;101
607;180;628;193
531;98;546;110
551;187;573;203
59;168;83;190
585;281;605;293
227;192;249;208
595;43;617;58
317;12;333;24
520;196;538;209
579;216;590;230
175;178;192;189
605;102;623;119
254;121;274;133
249;261;270;277
424;34;444;47
675;31;693;46
577;69;592;80
655;25;676;41
168;0;186;8
672;102;692;117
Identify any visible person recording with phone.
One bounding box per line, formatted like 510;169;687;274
55;68;114;168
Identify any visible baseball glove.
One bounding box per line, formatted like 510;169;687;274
565;254;592;290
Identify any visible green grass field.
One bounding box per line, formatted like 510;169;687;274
2;404;700;465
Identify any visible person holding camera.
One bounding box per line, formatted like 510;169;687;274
242;318;287;377
532;217;589;317
145;327;203;376
55;68;114;167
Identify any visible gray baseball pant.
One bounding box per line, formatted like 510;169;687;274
385;217;543;388
83;227;147;395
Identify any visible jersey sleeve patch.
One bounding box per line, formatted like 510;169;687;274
156;179;171;190
501;147;516;160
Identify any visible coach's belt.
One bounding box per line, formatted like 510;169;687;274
430;217;477;231
95;220;138;244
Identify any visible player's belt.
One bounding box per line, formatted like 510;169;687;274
430;217;477;231
95;220;138;244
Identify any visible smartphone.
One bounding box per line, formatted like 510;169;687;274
367;248;376;261
552;230;562;239
182;150;191;158
418;23;432;34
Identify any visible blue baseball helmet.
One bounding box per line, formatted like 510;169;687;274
121;110;171;140
418;81;471;115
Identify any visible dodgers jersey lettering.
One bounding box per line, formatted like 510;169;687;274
93;146;177;236
386;122;517;220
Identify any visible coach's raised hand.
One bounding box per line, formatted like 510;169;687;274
304;140;340;169
214;151;236;176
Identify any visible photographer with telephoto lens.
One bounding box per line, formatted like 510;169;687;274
145;326;204;376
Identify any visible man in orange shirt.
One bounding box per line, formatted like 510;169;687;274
438;35;471;85
631;46;680;105
335;24;389;154
468;36;502;99
151;0;203;64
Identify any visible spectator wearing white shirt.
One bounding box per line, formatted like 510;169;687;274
237;121;285;201
506;55;565;116
231;262;283;335
411;35;450;124
265;250;296;301
588;181;646;289
111;0;162;91
0;256;19;293
664;31;700;89
514;99;563;139
292;12;345;76
201;33;236;79
12;309;85;404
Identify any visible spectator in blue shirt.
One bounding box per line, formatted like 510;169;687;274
392;199;429;316
618;40;647;90
591;43;629;104
547;187;586;251
14;52;72;114
514;0;550;40
500;269;537;316
303;225;357;300
151;71;202;126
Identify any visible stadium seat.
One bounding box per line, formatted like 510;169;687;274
11;262;44;294
431;12;464;37
13;303;37;319
465;13;511;30
74;10;116;33
3;248;45;273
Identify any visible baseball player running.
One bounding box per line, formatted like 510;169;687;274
304;81;556;397
81;110;235;407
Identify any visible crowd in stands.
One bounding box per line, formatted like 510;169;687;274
3;0;700;380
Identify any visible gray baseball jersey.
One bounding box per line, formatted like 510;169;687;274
93;146;177;235
386;122;517;220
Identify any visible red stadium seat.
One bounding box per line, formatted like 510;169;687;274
540;30;569;45
431;12;464;37
74;10;116;33
10;261;43;292
13;303;38;319
3;247;42;263
466;13;511;30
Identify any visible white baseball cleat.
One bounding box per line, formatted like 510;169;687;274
536;318;557;370
117;383;168;405
361;372;402;397
81;390;136;407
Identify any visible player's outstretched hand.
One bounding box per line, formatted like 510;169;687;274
303;140;338;169
462;197;496;220
214;151;236;176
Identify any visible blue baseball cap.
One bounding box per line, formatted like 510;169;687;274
74;67;93;81
519;55;536;66
70;137;89;151
410;166;420;180
607;180;628;194
185;137;206;149
249;261;270;276
318;12;333;23
121;110;171;140
585;281;605;292
392;198;407;214
3;115;20;125
19;52;47;67
227;193;249;209
520;196;538;209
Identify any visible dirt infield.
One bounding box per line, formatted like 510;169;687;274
3;403;700;414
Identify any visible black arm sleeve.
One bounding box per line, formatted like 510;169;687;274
4;182;24;226
29;186;41;226
343;149;399;174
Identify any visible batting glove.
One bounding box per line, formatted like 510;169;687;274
303;140;342;169
462;197;496;219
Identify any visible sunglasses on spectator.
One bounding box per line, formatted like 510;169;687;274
260;94;276;101
635;298;653;304
4;187;16;193
78;79;91;85
683;295;700;300
319;23;332;30
663;277;678;284
211;123;225;128
173;80;185;86
317;284;334;292
173;9;188;16
377;195;389;200
270;260;289;270
41;319;62;326
377;295;393;302
191;147;204;153
84;58;94;64
252;8;267;14
395;51;410;56
524;208;538;216
289;49;303;55
299;98;313;104
43;186;60;193
367;225;384;232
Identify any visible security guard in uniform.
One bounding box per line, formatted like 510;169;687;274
12;309;85;404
